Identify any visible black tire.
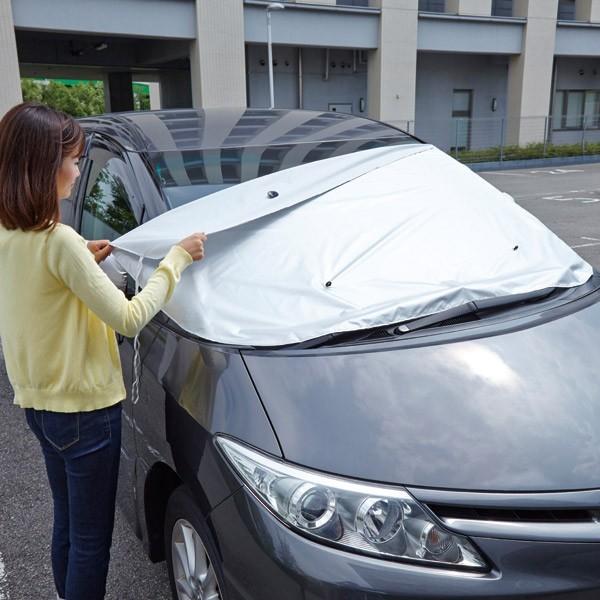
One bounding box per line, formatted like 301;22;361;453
164;485;226;600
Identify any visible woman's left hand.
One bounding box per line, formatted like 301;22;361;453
87;240;113;263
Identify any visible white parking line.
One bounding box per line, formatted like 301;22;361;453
0;552;10;600
480;171;532;176
530;168;585;175
541;195;600;203
512;189;599;200
572;242;600;248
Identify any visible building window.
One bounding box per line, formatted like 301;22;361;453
419;0;446;12
492;0;513;17
557;0;576;20
336;0;370;5
554;90;600;129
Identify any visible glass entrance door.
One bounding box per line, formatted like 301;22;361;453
452;89;473;152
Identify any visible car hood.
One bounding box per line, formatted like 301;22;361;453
241;294;600;492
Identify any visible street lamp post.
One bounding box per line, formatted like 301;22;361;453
266;3;285;109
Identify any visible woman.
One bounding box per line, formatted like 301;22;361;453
0;101;206;600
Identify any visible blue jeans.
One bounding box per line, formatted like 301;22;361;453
25;402;122;600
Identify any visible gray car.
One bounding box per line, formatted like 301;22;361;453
62;108;600;600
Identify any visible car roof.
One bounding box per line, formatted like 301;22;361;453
79;107;417;154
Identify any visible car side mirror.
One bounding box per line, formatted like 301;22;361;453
100;254;128;296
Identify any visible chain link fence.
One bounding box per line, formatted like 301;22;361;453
388;116;600;164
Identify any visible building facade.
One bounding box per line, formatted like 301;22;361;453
1;0;600;151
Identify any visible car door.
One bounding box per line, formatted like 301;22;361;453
75;136;192;542
76;136;145;531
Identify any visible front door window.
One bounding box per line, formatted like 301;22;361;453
80;149;139;241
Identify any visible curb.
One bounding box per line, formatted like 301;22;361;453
466;154;600;172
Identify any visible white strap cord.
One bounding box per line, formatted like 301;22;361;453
130;255;145;406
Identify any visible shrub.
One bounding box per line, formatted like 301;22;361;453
21;79;106;117
457;141;600;164
21;79;151;117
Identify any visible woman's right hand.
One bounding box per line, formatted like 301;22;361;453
178;232;207;261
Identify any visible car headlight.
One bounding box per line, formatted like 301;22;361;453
215;436;487;569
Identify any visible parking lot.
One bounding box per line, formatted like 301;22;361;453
481;162;600;267
1;161;600;600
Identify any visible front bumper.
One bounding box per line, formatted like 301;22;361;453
208;486;600;600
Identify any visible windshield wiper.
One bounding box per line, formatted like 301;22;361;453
392;287;556;335
297;287;557;349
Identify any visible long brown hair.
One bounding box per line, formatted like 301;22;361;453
0;102;85;231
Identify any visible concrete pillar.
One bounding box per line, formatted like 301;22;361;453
575;0;600;22
506;0;558;145
446;0;492;16
367;0;418;128
190;0;246;108
0;0;22;117
159;71;193;109
102;74;111;113
105;72;134;112
148;82;161;110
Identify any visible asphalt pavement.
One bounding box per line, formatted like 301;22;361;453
1;161;600;600
0;365;171;598
480;162;600;267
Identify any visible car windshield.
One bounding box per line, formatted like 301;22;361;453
111;144;592;347
148;133;415;208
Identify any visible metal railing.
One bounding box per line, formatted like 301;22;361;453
388;115;600;164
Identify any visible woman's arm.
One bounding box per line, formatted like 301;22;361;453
46;224;194;337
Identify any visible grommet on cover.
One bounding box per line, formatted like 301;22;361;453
513;245;519;251
268;190;279;198
325;281;332;288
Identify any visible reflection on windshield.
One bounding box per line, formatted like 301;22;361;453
151;135;414;209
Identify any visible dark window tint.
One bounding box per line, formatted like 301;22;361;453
492;0;512;16
81;152;138;241
419;0;445;12
336;0;369;6
558;0;575;19
101;109;415;153
150;134;415;208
